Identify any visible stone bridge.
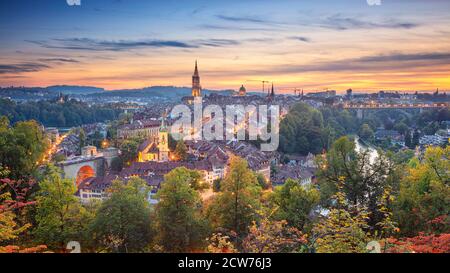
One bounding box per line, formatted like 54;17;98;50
340;102;449;119
59;156;106;187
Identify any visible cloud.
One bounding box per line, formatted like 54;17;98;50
28;37;242;52
319;14;419;30
216;15;273;24
194;39;240;47
289;36;311;43
198;24;275;32
28;38;197;51
204;51;450;78
269;52;450;74
38;58;80;63
0;63;50;74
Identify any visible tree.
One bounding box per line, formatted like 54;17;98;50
212;179;222;193
270;179;320;230
386;233;450;253
78;128;86;152
405;130;413;148
154;167;208;252
206;156;261;237
119;138;140;166
279;103;328;154
242;218;307;253
312;178;369;253
412;130;420;147
359;123;374;141
256;173;270;190
0;177;35;245
394;122;409;136
34;165;90;252
394;146;449;237
206;233;238;253
174;140;188;161
316;136;398;229
90;177;152;253
0;116;48;180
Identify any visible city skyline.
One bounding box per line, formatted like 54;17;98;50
1;0;450;92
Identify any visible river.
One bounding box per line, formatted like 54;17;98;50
354;136;379;163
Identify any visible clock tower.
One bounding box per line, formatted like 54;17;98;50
158;114;170;162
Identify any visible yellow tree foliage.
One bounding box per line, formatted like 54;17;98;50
312;178;370;253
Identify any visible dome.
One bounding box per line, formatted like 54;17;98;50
238;85;247;96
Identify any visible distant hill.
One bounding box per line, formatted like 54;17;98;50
0;85;243;101
46;85;105;94
87;86;235;99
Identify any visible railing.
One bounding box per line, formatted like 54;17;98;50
341;103;449;109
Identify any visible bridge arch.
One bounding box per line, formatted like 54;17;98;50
76;165;96;187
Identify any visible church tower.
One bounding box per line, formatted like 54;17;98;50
158;114;170;162
192;60;202;97
267;83;275;100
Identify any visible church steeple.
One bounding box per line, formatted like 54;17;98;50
192;60;201;97
158;111;169;162
194;60;199;76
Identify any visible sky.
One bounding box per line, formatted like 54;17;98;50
1;0;450;93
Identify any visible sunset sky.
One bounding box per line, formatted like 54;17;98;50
1;0;450;93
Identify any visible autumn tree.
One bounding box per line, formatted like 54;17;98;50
206;156;261;237
90;177;152;253
312;178;369;253
394;146;449;237
385;233;450;253
242;218;307;253
0;178;34;246
33;164;91;252
206;233;238;253
270;179;320;231
154;167;208;252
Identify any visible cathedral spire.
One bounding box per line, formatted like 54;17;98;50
192;60;201;97
194;60;199;76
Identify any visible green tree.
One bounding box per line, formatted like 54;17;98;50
78;128;86;152
206;156;261;237
212;178;222;193
270;179;320;230
359;123;374;141
34;165;91;251
0;116;48;180
316;136;398;230
90;177;152;253
174;140;188;161
279;103;328;154
119;138;140;165
394;122;409;136
256;173;270;190
154;167;208;252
